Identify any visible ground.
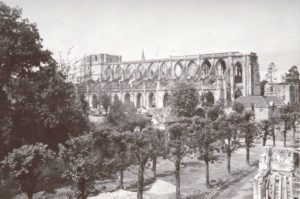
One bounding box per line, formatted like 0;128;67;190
12;126;299;199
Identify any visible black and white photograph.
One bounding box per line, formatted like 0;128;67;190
0;0;299;198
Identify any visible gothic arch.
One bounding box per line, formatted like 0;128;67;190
113;94;119;103
235;62;243;83
215;59;226;76
174;62;183;77
91;94;98;109
163;92;170;107
136;93;142;108
148;92;156;108
160;62;168;77
124;64;134;80
201;60;211;76
187;61;198;78
149;63;158;79
124;92;131;104
113;65;122;80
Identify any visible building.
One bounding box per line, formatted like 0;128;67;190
78;51;261;109
235;96;285;121
264;66;300;104
265;82;299;104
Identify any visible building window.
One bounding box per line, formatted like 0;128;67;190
259;108;263;112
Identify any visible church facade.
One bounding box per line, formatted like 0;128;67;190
82;52;261;109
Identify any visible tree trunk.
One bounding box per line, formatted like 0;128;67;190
175;159;181;199
272;127;275;147
27;192;33;199
77;178;87;199
205;161;210;187
137;163;145;199
227;153;231;174
283;129;287;147
119;168;124;189
262;136;267;146
246;146;250;165
152;156;157;179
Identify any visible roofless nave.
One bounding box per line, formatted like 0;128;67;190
77;52;261;109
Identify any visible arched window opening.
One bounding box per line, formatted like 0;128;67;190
136;93;142;108
91;94;98;109
114;94;119;103
163;93;170;107
216;59;226;76
202;60;211;76
124;93;131;104
235;62;243;83
149;92;156;108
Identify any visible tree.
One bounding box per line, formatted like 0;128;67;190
232;101;244;114
190;117;220;187
130;127;161;199
170;82;199;117
0;2;88;157
108;129;134;189
58;133;98;199
217;113;241;173
207;101;224;121
240;111;258;164
200;91;215;107
1;143;55;199
101;93;111;115
260;120;271;146
168;122;189;199
107;100;149;132
265;62;277;83
280;105;292;147
260;80;268;96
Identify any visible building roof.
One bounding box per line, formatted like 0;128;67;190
264;96;286;107
236;96;269;108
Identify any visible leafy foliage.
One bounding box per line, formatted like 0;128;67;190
1;143;55;199
58;133;98;199
130;127;162;199
170;82;199;117
232;101;244;114
168;121;190;199
101;93;111;115
107;100;149;131
190;117;220;186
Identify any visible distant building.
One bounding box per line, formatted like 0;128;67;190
236;95;285;121
265;82;299;104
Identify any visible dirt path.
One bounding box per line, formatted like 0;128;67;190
212;168;257;199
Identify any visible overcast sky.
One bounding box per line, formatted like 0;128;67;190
5;0;300;78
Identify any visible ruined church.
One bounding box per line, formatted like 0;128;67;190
77;52;261;109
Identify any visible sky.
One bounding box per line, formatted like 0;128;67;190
4;0;300;78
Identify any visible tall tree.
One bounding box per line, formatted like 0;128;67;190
130;127;161;199
168;122;189;199
265;62;277;83
280;105;292;147
0;2;88;157
1;143;55;199
217;113;241;173
190;117;219;187
240;111;258;164
58;133;98;199
260;120;271;146
170;82;199;118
